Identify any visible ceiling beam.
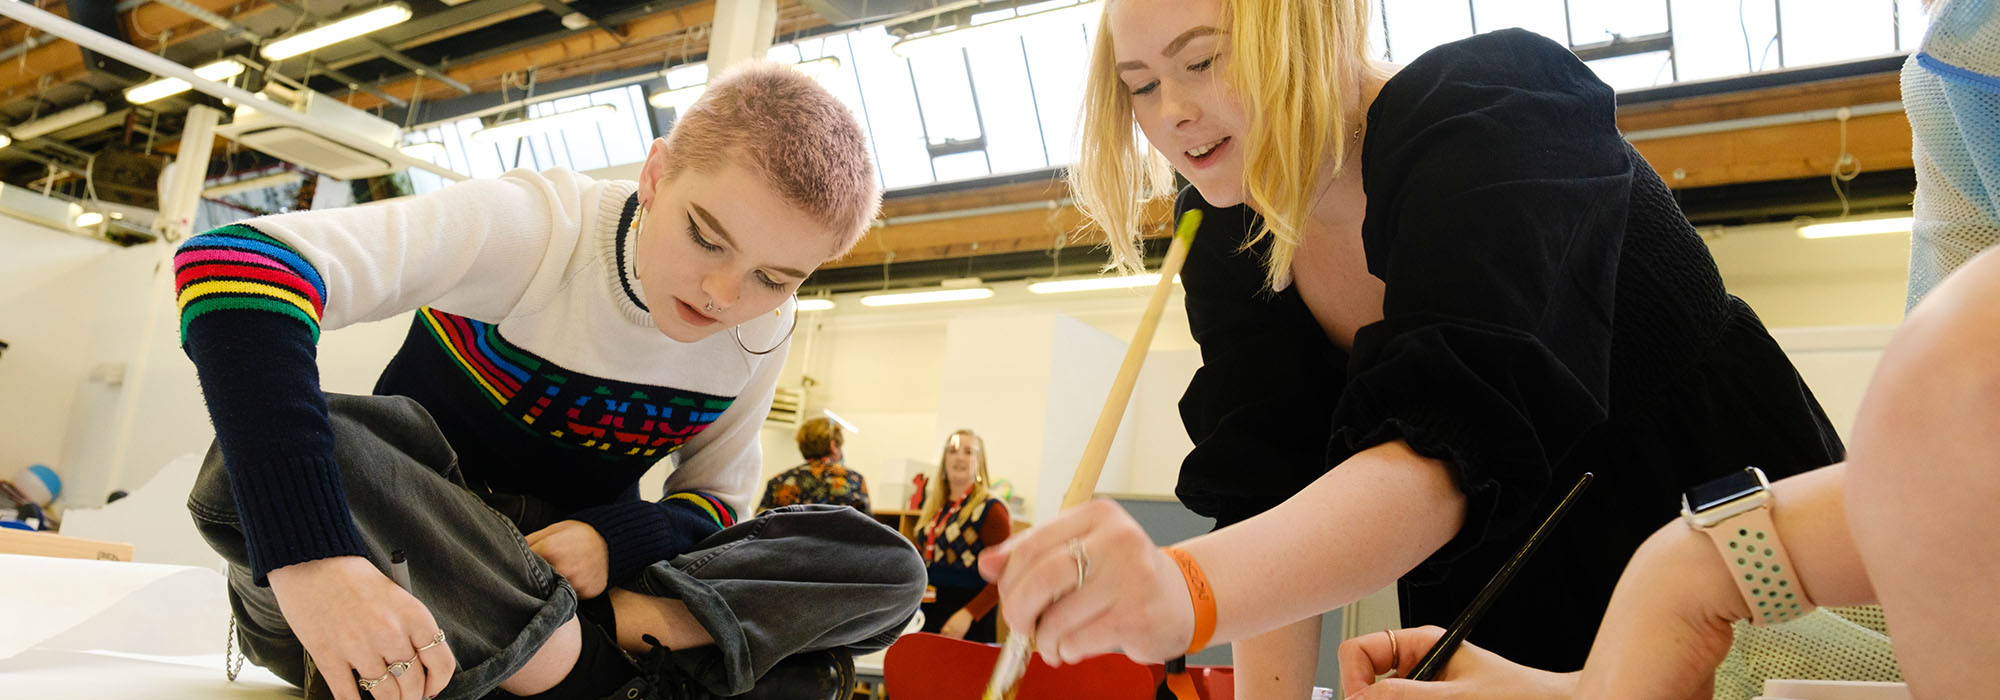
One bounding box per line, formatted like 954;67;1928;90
823;69;1911;273
0;0;269;100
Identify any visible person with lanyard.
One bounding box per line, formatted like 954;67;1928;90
977;1;1845;697
912;430;1013;643
178;63;924;700
758;417;871;514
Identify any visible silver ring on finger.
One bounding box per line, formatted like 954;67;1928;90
388;659;413;678
357;671;391;691
416;630;447;652
1067;537;1089;592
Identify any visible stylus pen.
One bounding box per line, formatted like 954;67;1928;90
1408;472;1595;682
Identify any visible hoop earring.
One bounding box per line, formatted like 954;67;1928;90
735;297;800;355
629;205;648;281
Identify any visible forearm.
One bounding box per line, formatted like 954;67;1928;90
1232;616;1321;700
1179;440;1465;645
1580;464;1872;698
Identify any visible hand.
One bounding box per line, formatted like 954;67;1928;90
268;556;455;700
1338;625;1575;699
940;609;975;640
527;519;611;599
1575;524;1743;700
978;499;1192;665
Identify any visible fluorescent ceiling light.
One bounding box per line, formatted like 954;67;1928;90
797;298;836;311
1028;273;1180;294
470;104;617;145
203;171;304;198
892;1;1099;57
399;142;447;160
648;85;705;112
1797;215;1914;239
859;287;994;307
125;58;248;105
10;101;107;140
792;57;841;80
261;3;413;60
74;211;104;228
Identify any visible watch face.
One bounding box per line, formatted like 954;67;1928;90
1687;468;1766;512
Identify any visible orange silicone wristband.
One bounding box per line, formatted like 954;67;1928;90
1161;546;1216;655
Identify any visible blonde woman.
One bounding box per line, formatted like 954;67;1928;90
982;1;1844;696
914;430;1013;643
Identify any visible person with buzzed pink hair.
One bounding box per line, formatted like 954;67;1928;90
176;61;923;700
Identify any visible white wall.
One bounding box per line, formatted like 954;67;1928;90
0;214;118;485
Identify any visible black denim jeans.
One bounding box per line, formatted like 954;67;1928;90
189;394;924;698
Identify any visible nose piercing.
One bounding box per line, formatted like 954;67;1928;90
704;302;719;313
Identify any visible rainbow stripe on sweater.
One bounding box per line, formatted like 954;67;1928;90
174;225;328;342
665;491;737;528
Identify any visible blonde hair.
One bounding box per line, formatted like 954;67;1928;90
914;429;991;538
665;61;882;258
1070;0;1382;290
794;417;843;461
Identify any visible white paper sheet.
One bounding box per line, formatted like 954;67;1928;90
0;554;296;697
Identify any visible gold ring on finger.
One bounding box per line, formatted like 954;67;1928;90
416;630;446;652
1384;628;1400;674
1067;538;1089;592
357;671;391;691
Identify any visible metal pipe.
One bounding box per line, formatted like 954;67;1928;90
1622;100;1903;142
0;0;468;180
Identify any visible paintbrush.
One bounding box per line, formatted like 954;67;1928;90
979;208;1203;700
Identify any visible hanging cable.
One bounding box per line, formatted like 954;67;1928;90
1832;105;1864;216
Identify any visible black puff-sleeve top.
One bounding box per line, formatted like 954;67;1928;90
1172;29;1842;670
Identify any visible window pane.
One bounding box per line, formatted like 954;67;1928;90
1471;0;1567;44
1896;0;1929;51
1586;50;1675;91
964;38;1049;173
1023;19;1093;165
849;27;937;188
1566;0;1668;43
1780;0;1899;68
1381;0;1475;61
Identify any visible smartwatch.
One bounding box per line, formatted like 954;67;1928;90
1681;466;1815;625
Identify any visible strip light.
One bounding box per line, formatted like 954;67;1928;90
797;298;836;311
1796;216;1914;239
470;104;618;145
399;142;447;160
124;58;248;105
859;287;994;307
647;85;705;112
9;101;107;140
261;3;413;60
892;1;1099;57
1028;273;1180;294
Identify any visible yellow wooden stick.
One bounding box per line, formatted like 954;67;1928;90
981;208;1203;700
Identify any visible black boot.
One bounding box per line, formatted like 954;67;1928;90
727;648;854;700
607;641;854;700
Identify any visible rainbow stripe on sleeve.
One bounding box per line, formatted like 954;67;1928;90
665;491;737;529
174;225;329;343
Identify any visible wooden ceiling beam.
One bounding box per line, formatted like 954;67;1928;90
0;0;272;101
828;77;1913;272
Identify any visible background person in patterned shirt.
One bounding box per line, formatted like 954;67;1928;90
758;417;871;514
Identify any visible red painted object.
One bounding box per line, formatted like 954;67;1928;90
882;633;1233;700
